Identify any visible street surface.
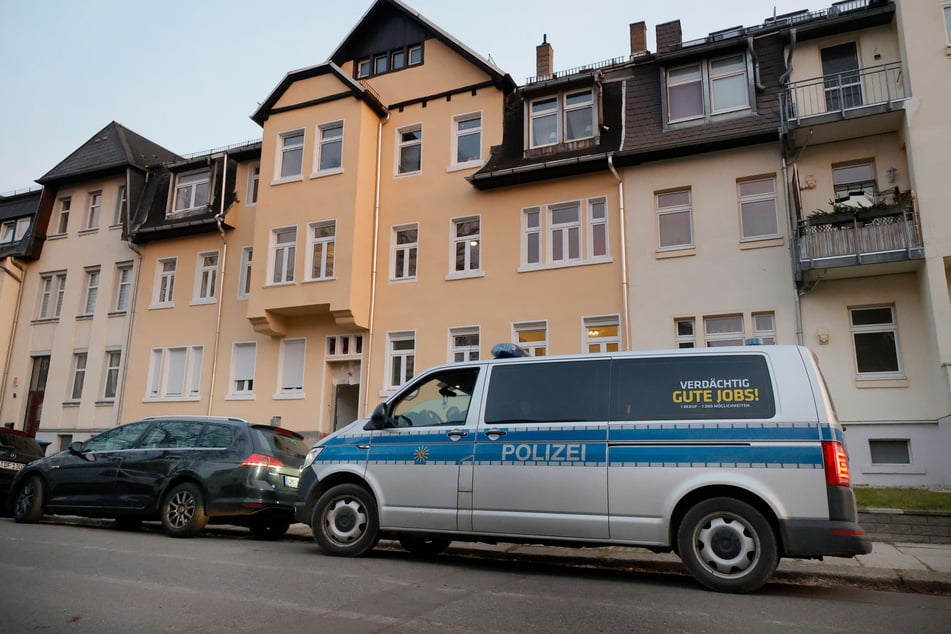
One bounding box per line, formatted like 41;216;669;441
1;518;949;633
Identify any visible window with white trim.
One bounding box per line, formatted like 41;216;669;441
452;113;481;166
674;312;775;347
147;346;203;400
656;189;693;250
278;130;305;180
112;185;127;226
172;170;210;214
85;191;102;230
397;125;422;175
102;349;122;400
738;177;780;240
81;266;100;315
278;338;305;395
270;227;296;284
153;258;176;306
675;318;696;348
114;262;133;312
450;216;480;276
666;53;751;123
450;326;480;362
307;220;335;280
237;246;253;299
230;342;256;397
56;197;70;234
316;122;343;174
391;224;418;280
194;251;219;303
514;321;547;356
833;160;876;200
850;305;902;378
247;163;260;205
584;316;620;353
386;331;415;389
704;314;745;347
0;218;29;243
529;89;596;148
521;197;610;268
869;439;911;465
944;1;951;46
37;272;67;320
327;334;363;358
752;312;776;344
69;352;87;401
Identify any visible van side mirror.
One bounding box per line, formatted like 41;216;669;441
364;403;389;430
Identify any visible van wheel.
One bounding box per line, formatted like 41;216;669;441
399;535;451;557
13;476;44;523
161;483;209;538
677;497;778;594
312;484;378;557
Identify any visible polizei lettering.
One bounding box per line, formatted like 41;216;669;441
501;443;587;462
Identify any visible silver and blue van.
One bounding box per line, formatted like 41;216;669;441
296;344;871;593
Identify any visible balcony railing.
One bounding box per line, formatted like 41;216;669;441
780;61;907;128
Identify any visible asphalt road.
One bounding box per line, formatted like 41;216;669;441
1;518;950;633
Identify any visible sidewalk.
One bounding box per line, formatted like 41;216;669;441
284;524;951;594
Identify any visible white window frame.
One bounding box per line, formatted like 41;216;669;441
237;246;253;300
451;112;482;169
277;338;306;397
520;197;611;269
276;129;305;182
944;1;951;46
114;262;133;313
666;53;751;124
326;334;364;358
38;271;67;320
704;314;745;347
193;251;219;304
656;189;694;251
146;345;203;401
269;226;297;285
102;349;122;401
152;257;177;307
56;197;71;234
583;315;621;353
528;89;596;149
396;124;422;176
171;169;211;214
314;121;344;176
832;160;876;200
385;331;416;391
112;185;127;226
391;224;418;281
306;220;336;281
247;162;260;205
738;176;780;241
449;215;481;278
549;202;583;263
1;217;30;243
752;311;777;345
675;318;697;348
84;191;102;231
81;266;100;316
850;305;903;380
68;351;87;402
449;326;480;363
229;342;257;399
513;321;548;356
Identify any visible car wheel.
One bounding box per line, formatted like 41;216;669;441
161;482;209;538
399;535;451;557
250;518;291;541
312;483;379;557
677;497;778;594
13;475;44;523
114;517;143;531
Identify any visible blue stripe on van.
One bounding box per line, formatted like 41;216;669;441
609;422;821;442
607;444;822;468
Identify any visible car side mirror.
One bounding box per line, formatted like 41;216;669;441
68;441;85;454
364;403;389;430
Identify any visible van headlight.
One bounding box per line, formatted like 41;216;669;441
302;447;323;470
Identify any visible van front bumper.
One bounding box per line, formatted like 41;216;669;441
779;519;873;558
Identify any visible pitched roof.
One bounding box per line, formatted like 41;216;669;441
37;121;180;185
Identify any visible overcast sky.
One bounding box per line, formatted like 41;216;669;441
1;0;824;194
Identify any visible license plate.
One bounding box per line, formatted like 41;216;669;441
283;475;299;489
0;460;24;472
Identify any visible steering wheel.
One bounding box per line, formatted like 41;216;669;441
445;407;462;422
419;410;443;426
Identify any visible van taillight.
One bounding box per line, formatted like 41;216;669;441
822;441;850;487
241;453;284;469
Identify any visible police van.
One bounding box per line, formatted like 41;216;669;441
295;344;871;593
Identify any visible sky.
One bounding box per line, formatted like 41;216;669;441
0;0;824;194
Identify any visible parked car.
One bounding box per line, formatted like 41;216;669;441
0;428;47;515
8;416;308;539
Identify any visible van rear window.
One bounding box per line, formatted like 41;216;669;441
485;360;609;424
612;355;775;420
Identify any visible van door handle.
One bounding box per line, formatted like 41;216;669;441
447;430;468;441
484;429;507;440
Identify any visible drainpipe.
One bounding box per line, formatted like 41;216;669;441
362;111;390;417
118;240;143;422
781;154;804;346
0;257;25;415
607;153;632;351
207;154;230;415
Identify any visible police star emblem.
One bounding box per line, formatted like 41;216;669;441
413;446;430;464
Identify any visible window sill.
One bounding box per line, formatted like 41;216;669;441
77;228;99;236
143;396;201;403
31;318;60;325
447;161;482;173
739;237;784;250
303;276;335;284
108;310;128;318
95;400;116;407
47;233;67;241
189;298;217;307
273;392;305;400
109;224;123;231
310;168;343;179
62;401;80;408
445;271;484;281
855;377;909;388
655;247;696;259
862;464;926;475
264;281;296;288
271;175;303;186
388;276;417;284
75;314;93;321
517;257;612;273
148;303;175;310
225;393;256;401
394;170;421;179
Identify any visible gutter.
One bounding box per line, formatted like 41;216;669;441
607;153;632;352
207;153;230;415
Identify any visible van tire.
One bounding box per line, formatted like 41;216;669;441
312;484;379;557
677;497;778;594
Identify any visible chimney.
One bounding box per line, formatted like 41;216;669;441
630;21;647;56
656;20;682;53
536;34;553;78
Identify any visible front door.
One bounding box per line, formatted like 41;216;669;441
24;356;50;437
334;384;360;431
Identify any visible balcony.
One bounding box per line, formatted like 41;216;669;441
796;192;924;281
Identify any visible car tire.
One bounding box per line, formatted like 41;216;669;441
399;535;452;557
114;517;143;531
677;497;778;594
312;483;379;557
13;475;44;523
250;518;291;541
161;482;209;538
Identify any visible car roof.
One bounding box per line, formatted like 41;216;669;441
137;416;252;426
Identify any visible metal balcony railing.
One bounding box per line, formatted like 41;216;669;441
780;61;908;128
797;202;922;268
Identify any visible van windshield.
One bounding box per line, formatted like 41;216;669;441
391;367;479;427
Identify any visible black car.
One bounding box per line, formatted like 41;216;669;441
8;416;308;539
0;428;47;514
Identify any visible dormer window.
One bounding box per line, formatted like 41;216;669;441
666;53;751;124
172;169;210;214
529;88;596;149
355;43;424;79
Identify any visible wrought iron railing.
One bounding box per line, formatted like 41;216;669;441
781;61;907;127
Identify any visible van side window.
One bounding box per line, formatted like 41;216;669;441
484;360;609;424
391;367;479;427
612;355;776;420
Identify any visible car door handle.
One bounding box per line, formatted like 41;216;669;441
447;430;468;441
484;429;507;440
